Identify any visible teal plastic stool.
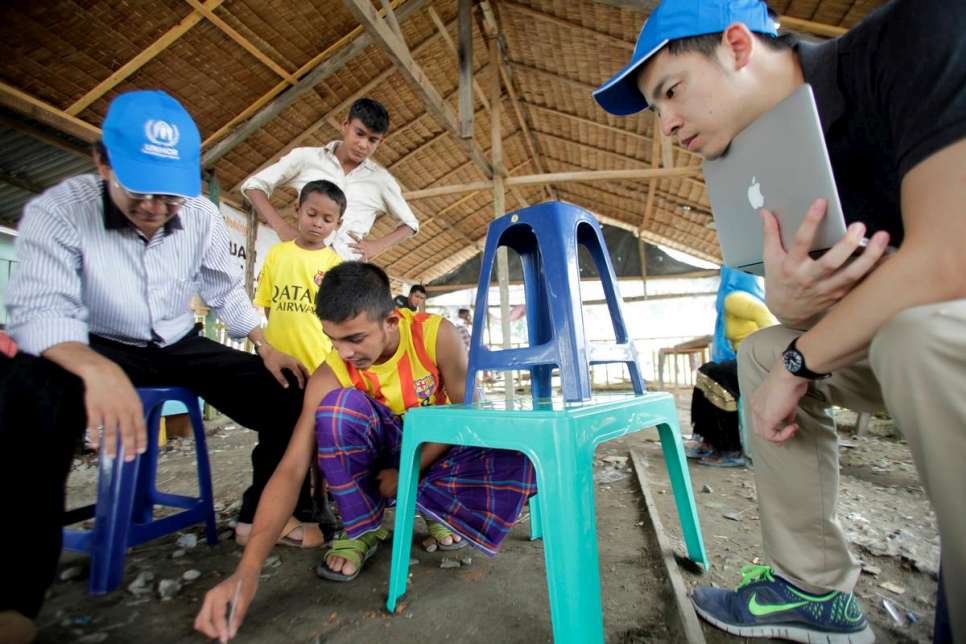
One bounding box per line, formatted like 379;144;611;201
385;393;708;644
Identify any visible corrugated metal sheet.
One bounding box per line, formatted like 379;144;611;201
0;128;94;226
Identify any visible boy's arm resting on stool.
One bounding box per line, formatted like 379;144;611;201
378;319;466;498
194;365;340;642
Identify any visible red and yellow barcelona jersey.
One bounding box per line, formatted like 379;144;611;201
325;308;449;415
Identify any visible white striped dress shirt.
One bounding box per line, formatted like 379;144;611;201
7;174;259;356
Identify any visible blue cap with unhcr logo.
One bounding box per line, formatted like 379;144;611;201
593;0;777;116
101;90;202;197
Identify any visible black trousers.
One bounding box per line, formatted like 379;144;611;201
0;328;306;618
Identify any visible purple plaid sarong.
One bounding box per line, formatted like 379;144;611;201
315;387;537;555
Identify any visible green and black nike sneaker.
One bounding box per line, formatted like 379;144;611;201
691;564;874;643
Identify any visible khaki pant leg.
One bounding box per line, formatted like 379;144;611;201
869;299;966;640
738;325;884;593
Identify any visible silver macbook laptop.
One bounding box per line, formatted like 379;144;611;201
703;84;848;275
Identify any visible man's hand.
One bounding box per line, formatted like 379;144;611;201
81;360;147;461
194;571;259;642
346;232;384;261
762;198;891;325
257;343;309;389
43;342;147;462
749;361;810;444
377;468;399;498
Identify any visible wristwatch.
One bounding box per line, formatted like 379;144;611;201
252;339;265;355
782;337;831;380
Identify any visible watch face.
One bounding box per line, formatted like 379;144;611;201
783;350;803;373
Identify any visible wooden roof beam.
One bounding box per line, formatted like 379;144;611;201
522;101;701;165
0;81;101;142
402;165;701;200
202;0;407;149
226;8;451;194
66;0;225;116
533;128;707;195
478;0;556;201
203;0;430;167
588;1;846;39
501;1;633;52
184;0;297;84
342;0;494;178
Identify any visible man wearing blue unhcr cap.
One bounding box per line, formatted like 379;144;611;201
0;90;323;640
596;0;965;642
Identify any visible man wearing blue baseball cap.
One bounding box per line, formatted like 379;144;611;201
597;0;966;641
0;90;321;638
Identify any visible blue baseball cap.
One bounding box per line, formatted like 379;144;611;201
593;0;778;116
101;90;202;198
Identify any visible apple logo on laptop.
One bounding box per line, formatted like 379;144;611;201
747;177;765;210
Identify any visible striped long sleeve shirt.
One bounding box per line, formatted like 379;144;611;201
7;174;259;356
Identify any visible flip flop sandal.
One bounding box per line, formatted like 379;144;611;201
235;516;326;549
278;517;326;549
423;520;467;552
316;527;389;582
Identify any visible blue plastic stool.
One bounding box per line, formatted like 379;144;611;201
466;202;644;402
62;387;218;594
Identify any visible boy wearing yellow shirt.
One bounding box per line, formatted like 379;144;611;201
254;180;345;372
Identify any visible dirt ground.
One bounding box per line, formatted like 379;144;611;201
37;394;940;643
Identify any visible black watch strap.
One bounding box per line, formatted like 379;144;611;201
782;337;831;380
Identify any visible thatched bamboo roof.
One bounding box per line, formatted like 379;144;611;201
0;0;886;282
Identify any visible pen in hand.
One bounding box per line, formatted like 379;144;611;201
224;579;242;643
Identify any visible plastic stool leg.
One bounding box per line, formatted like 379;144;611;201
653;399;708;569
535;443;604;644
88;444;140;595
528;494;542;541
386;438;423;614
185;395;218;545
131;405;162;525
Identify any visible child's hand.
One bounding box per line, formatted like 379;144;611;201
377;468;399;498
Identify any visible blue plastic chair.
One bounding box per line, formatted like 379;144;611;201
465;201;645;402
62;386;218;594
385;203;708;643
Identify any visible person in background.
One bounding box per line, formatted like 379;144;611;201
241;98;418;262
455;307;472;354
246;179;346;549
253;180;345;373
687;267;777;467
394;284;427;311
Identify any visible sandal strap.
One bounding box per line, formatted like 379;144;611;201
426;520;455;541
326;526;390;566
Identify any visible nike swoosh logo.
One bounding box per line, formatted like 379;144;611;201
748;593;809;616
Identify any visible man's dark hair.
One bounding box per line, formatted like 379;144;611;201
458;308;470;317
666;31;792;59
94;140;110;165
409;284;427;296
299;179;347;215
666;10;791;61
348;98;390;135
316;261;395;323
